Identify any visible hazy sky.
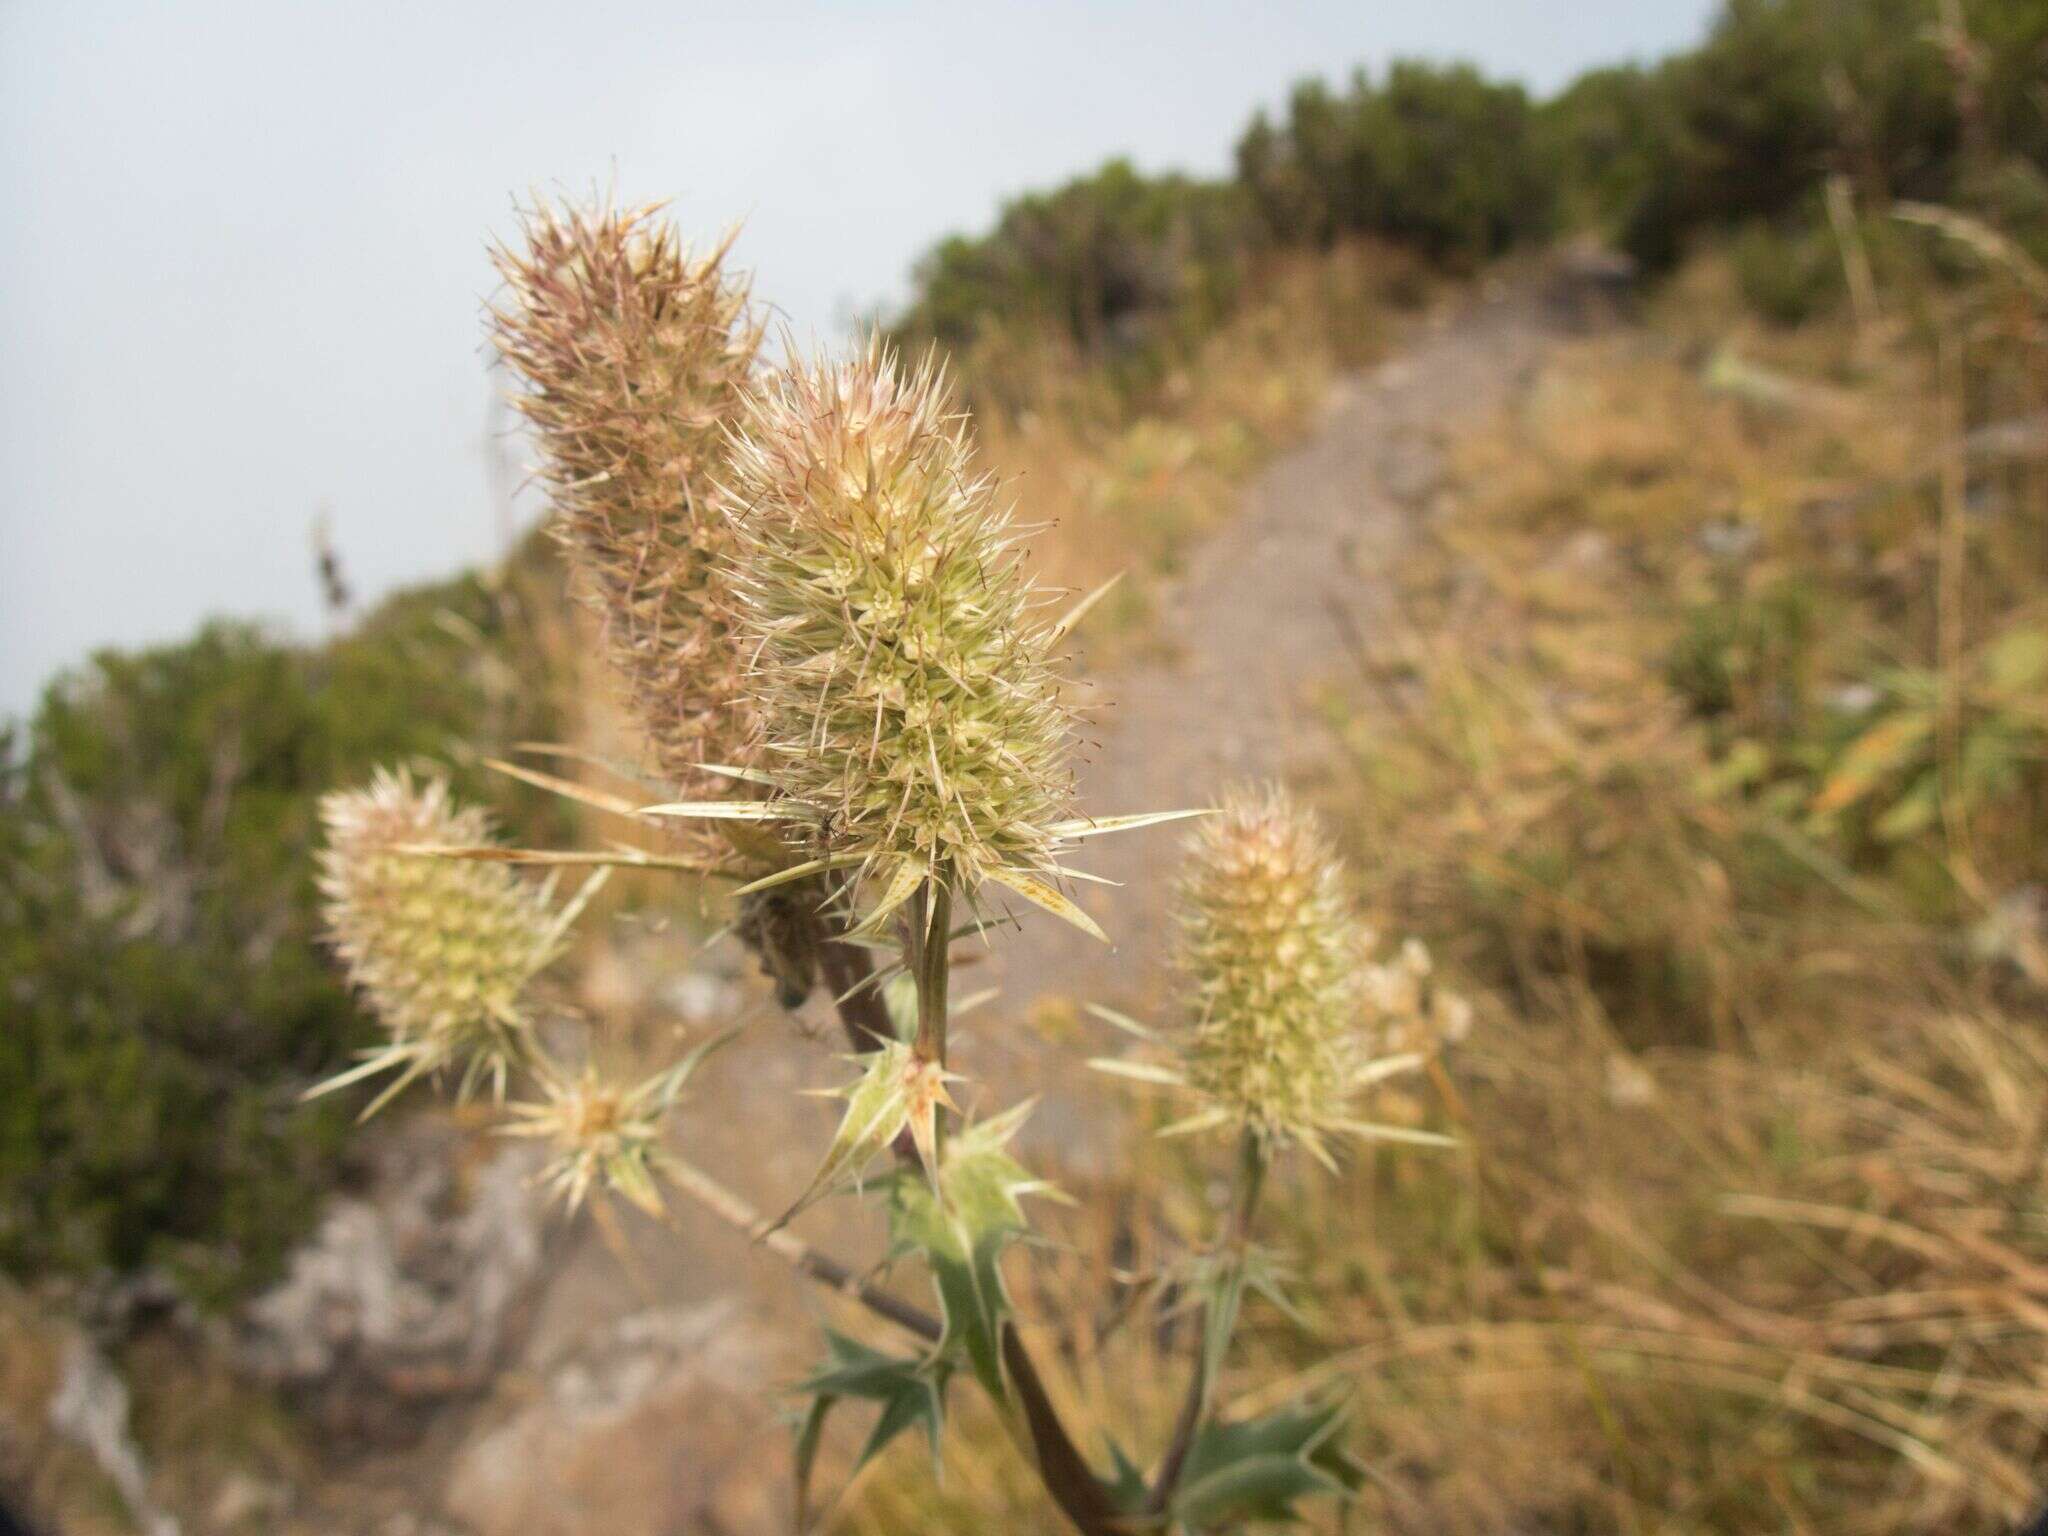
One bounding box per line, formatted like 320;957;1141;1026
0;0;1719;719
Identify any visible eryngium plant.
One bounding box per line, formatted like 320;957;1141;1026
311;768;584;1111
723;336;1084;932
1126;782;1458;1165
309;198;1462;1535
489;197;763;794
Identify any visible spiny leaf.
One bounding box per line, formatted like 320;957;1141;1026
1046;807;1214;841
984;865;1107;942
483;756;649;818
851;857;930;939
1049;570;1122;640
639;798;806;821
1171;1397;1364;1531
729;851;866;898
1085;1002;1160;1041
396;843;746;876
793;1332;949;1528
1088;1057;1188;1087
772;1043;954;1230
885;1102;1055;1402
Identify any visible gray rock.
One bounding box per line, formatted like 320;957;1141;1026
235;1120;549;1438
47;1337;180;1536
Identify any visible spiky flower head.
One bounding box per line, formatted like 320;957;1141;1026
313;768;570;1112
1163;783;1444;1164
502;1058;680;1216
723;336;1077;923
488;196;763;797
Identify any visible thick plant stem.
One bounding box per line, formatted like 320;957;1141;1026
913;878;953;1069
1146;1128;1268;1516
887;874;1119;1536
809;898;895;1051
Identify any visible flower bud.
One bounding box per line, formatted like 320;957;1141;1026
1174;783;1368;1155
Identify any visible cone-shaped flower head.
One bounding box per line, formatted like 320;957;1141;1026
314;769;568;1111
1170;783;1438;1163
488;197;763;793
724;336;1075;909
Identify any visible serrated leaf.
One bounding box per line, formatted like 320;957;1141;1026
1171;1398;1364;1531
984;866;1107;942
885;1103;1052;1403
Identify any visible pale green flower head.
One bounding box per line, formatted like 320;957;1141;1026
1168;783;1448;1164
313;768;572;1112
724;336;1075;910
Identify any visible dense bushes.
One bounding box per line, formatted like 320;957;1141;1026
899;160;1252;362
1236;62;1551;260
0;566;560;1303
900;0;2048;371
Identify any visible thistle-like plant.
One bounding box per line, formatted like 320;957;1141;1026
721;336;1085;930
309;199;1463;1535
487;195;763;801
311;768;589;1112
1092;782;1459;1166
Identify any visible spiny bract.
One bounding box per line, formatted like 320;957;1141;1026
502;1060;676;1216
314;768;567;1111
724;336;1075;911
1172;783;1436;1162
488;196;763;795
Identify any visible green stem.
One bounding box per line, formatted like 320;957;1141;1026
1145;1127;1268;1519
912;873;954;1159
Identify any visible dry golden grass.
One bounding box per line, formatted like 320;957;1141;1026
840;238;2048;1533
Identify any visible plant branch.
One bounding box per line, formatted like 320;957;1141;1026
888;870;1118;1535
657;1152;941;1343
1146;1127;1268;1515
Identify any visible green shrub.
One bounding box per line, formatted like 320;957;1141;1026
1731;216;1846;325
0;565;560;1304
897;159;1253;364
1236;61;1551;261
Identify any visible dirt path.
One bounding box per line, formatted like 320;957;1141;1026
982;277;1574;1161
333;271;1597;1536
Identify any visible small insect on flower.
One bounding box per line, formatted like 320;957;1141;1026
488;196;764;800
721;335;1092;934
311;768;591;1116
1091;782;1454;1167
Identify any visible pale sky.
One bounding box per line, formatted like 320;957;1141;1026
0;0;1719;719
